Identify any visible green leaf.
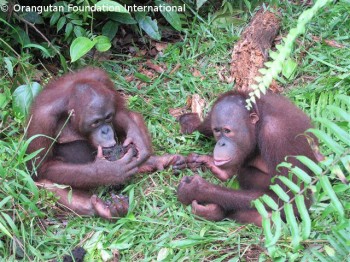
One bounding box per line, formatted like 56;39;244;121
94;36;111;52
23;44;51;57
95;0;129;13
59;54;68;72
326;105;350;123
74;26;86;37
270;184;290;202
50;12;60;26
0;93;7;108
169;239;206;248
270;211;282;245
102;20;119;40
23;12;44;24
295;195;311;240
315;118;350;146
17;134;45;162
253;199;269;218
196;0;208;9
284;203;300;249
294;156;322;177
109;242;132;250
261;195;279;210
269;51;278;60
66;14;80;20
326;235;347;257
262;217;273;246
4;57;13;77
290;166;313;184
57;16;66;32
0;220;11;238
335;94;350;107
0;196;12;209
309;128;344;155
212;14;244;29
282;58;297;79
134;72;151;83
71;20;83;26
155;0;182;31
12;82;42;117
12;27;31;47
108;12;137;24
65;22;73;39
319;176;344;216
70;37;95;62
1;213;19;235
278;176;300;193
324;245;335;257
136;14;161;40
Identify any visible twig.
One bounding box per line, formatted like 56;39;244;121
13;13;61;55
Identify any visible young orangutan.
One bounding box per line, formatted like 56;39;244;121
27;67;183;219
176;91;318;226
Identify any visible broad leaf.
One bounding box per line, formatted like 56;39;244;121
155;0;182;31
4;57;13;77
70;37;95;62
50;12;60;26
102;20;119;40
282;58;297;79
136;14;161;40
12;82;42;117
197;0;208;9
57;16;66;32
94;36;111;52
108;12;137;24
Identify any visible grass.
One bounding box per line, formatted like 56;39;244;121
0;1;349;261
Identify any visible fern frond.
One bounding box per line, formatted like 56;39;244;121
254;94;350;260
246;0;333;109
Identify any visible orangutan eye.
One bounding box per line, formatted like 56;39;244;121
105;114;113;123
213;128;220;133
223;128;231;134
91;119;101;127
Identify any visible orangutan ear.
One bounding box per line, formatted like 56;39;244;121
250;113;259;124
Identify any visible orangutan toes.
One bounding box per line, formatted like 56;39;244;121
109;193;129;217
191;201;225;221
90;194;129;219
177;175;207;205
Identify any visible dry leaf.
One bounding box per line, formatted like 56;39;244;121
137;49;147;56
169;96;192;118
269;79;282;93
191;94;205;120
169;63;181;75
33;69;44;83
136;82;147;90
138;67;155;79
169;107;188;118
311;36;345;48
148;48;158;57
146;60;165;73
191;68;202;78
155;42;168;51
186;96;192;108
124;75;135;82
